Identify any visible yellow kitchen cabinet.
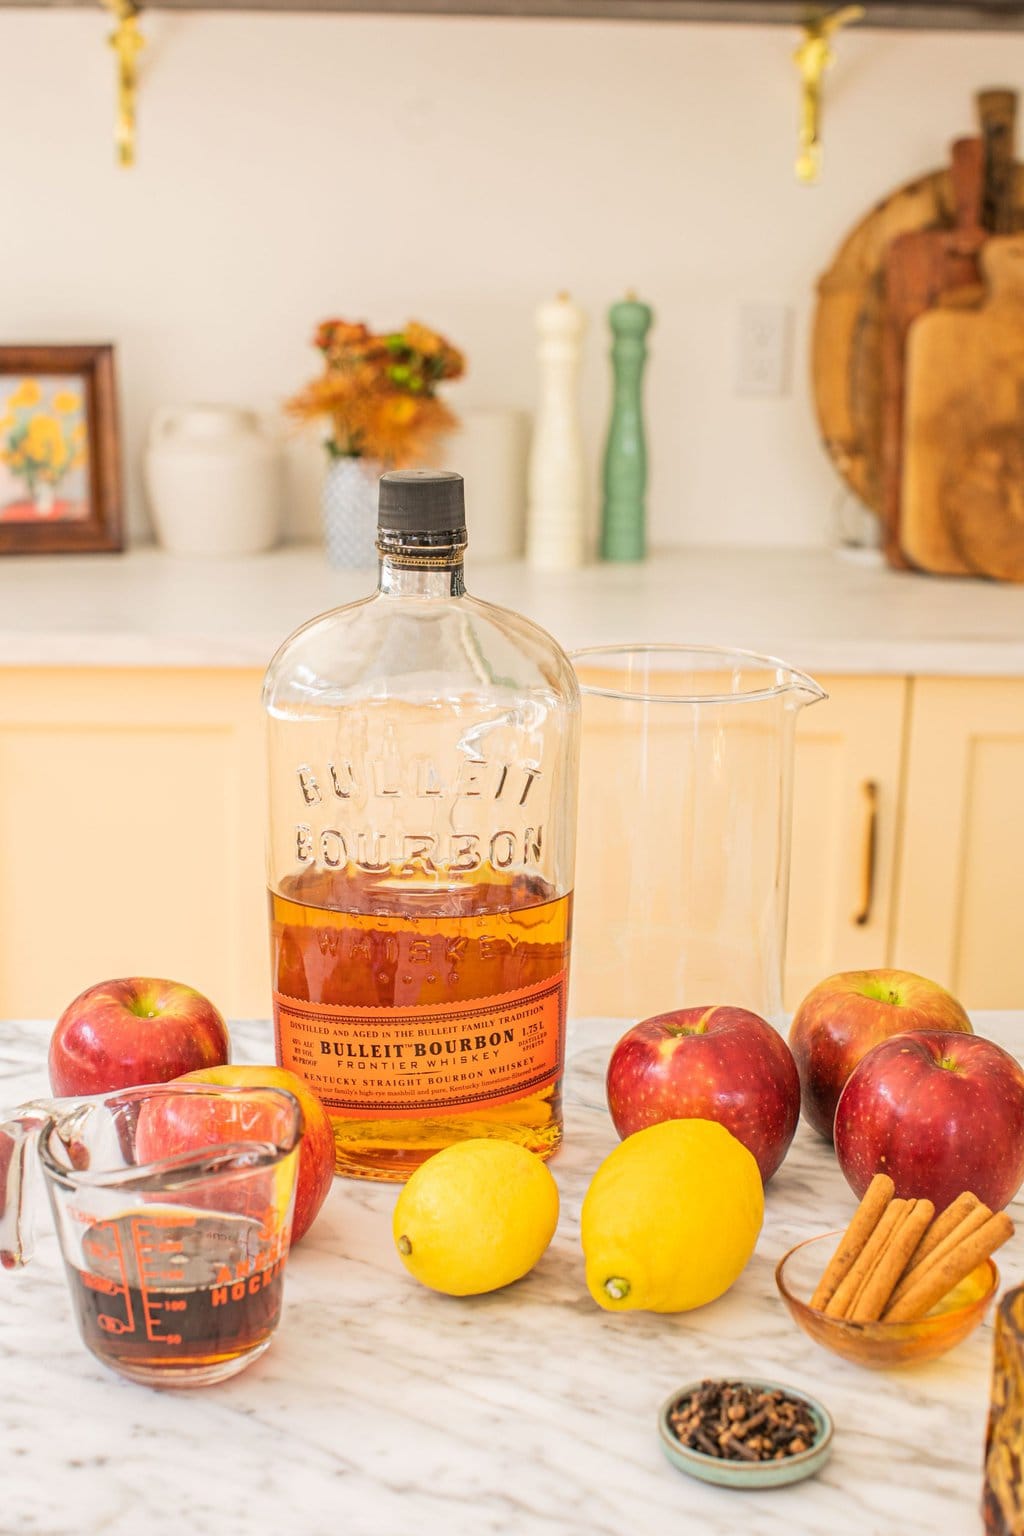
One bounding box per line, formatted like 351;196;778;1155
894;678;1024;1008
785;677;906;1008
2;665;1019;1023
0;668;270;1020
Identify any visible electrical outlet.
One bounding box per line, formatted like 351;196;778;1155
736;304;793;397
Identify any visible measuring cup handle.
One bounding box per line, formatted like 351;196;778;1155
0;1101;54;1269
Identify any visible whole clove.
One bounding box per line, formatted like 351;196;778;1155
667;1380;820;1462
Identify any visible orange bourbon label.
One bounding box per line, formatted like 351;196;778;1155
273;973;566;1119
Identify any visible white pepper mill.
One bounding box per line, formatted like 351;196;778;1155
526;292;588;570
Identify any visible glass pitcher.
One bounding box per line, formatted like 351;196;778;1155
0;1082;302;1387
568;644;825;1082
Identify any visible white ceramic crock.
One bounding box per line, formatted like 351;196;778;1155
425;407;530;563
144;404;283;556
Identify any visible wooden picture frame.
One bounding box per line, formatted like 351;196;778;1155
0;345;123;554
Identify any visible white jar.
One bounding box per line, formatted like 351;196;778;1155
425;408;530;563
144;404;283;556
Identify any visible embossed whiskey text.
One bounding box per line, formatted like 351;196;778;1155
296;755;542;807
292;754;545;875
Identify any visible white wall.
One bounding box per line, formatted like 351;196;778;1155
1;10;1021;549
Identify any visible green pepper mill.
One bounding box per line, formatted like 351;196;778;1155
600;292;653;562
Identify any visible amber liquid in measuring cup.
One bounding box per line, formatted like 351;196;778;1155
66;1208;287;1384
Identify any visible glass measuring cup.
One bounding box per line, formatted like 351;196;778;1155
0;1082;302;1387
568;644;825;1100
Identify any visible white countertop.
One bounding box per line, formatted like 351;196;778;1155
2;544;1024;675
2;1014;1020;1536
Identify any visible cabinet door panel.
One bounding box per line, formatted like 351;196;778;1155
785;677;906;1009
0;669;269;1020
895;679;1024;1008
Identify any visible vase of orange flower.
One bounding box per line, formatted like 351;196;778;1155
287;319;465;568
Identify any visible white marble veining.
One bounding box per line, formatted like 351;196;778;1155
2;545;1024;675
2;1015;1021;1536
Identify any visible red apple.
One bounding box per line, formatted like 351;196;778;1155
48;977;230;1097
605;1006;801;1184
788;968;972;1142
136;1064;335;1245
834;1030;1024;1212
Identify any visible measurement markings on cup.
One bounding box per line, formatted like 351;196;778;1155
131;1216;193;1345
83;1215;136;1337
69;1206;285;1375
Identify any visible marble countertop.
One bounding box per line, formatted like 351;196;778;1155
2;544;1024;675
2;1014;1020;1536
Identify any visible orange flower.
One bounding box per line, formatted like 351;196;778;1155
287;315;464;463
313;320;393;371
360;394;457;468
402;322;445;358
314;319;369;353
400;321;466;382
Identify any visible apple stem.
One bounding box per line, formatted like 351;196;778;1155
603;1276;630;1301
397;1235;412;1256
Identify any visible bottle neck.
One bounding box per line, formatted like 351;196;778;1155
376;537;466;598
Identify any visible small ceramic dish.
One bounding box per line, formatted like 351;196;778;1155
776;1230;999;1370
657;1378;834;1490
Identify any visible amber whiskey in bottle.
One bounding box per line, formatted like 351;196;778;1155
263;471;579;1181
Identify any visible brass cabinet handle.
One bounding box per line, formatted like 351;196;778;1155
853;779;879;927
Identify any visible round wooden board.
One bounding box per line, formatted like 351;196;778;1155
811;163;1024;515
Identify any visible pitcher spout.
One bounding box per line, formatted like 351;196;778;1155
783;667;827;709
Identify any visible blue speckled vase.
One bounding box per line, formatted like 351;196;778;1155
321;457;381;570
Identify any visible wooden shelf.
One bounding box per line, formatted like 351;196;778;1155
8;0;1024;27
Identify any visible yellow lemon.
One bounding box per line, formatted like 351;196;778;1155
581;1118;763;1313
393;1139;559;1296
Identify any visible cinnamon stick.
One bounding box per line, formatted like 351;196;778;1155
886;1200;992;1310
810;1173;895;1310
848;1198;935;1323
903;1191;981;1273
825;1198;909;1319
882;1211;1014;1323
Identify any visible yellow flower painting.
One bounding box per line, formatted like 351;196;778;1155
0;374;89;522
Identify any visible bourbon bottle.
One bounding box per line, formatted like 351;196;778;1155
263;470;579;1181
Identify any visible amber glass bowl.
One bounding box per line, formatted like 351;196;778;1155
776;1230;999;1369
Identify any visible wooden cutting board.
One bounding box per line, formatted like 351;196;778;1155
812;90;1024;521
901;235;1024;579
982;88;1020;234
813;170;962;516
879;137;987;568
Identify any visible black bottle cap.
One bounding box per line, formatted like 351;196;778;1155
377;469;466;536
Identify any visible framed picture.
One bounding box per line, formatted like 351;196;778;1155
0;345;122;554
